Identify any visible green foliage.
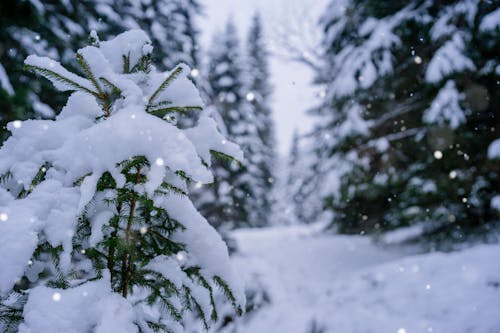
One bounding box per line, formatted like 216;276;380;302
312;0;500;246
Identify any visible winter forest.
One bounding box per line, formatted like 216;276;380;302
0;0;499;332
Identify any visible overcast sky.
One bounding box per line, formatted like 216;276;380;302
199;0;328;155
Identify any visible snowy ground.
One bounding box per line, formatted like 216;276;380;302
224;225;500;333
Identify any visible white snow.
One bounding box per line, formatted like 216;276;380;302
491;195;500;211
423;81;466;129
425;34;475;83
488;138;500;159
214;225;500;333
19;274;137;333
24;55;95;92
479;7;500;32
0;62;14;96
184;115;244;166
327;6;411;97
338;103;372;138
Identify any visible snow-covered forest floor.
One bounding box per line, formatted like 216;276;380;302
225;225;500;333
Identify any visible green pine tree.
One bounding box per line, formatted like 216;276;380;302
308;0;499;246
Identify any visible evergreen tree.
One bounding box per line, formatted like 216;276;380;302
285;131;313;224
199;19;265;229
0;30;243;332
244;13;277;226
307;0;499;245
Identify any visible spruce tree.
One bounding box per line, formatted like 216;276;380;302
199;20;257;229
308;0;499;245
244;13;277;226
0;30;243;332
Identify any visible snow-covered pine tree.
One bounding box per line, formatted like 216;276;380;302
244;13;277;227
283;131;319;225
0;30;243;332
199;19;259;229
310;0;499;244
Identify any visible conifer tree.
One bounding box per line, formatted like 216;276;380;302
307;0;499;244
244;13;277;226
199;20;257;229
0;30;243;332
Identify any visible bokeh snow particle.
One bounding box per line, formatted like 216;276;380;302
0;213;8;222
190;68;199;78
176;251;187;264
52;292;61;302
155;158;164;166
433;150;443;159
246;92;255;102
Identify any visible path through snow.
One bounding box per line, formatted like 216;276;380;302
226;225;500;333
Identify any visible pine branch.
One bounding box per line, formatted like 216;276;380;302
99;77;121;95
187;269;218;322
130;54;152;74
184;286;209;330
146;321;174;333
122;54;130;74
76;52;104;97
148;106;203;118
24;64;97;96
210;150;242;166
147;66;184;107
157;182;188;196
0;171;12;184
214;276;243;316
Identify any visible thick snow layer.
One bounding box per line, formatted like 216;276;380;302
0;62;14;96
425;34;475;83
19;275;137;333
488;138;500;159
423;80;466;129
491;195;500;211
184;115;244;166
0;180;80;294
217;225;500;333
479;7;500;32
162;194;245;307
